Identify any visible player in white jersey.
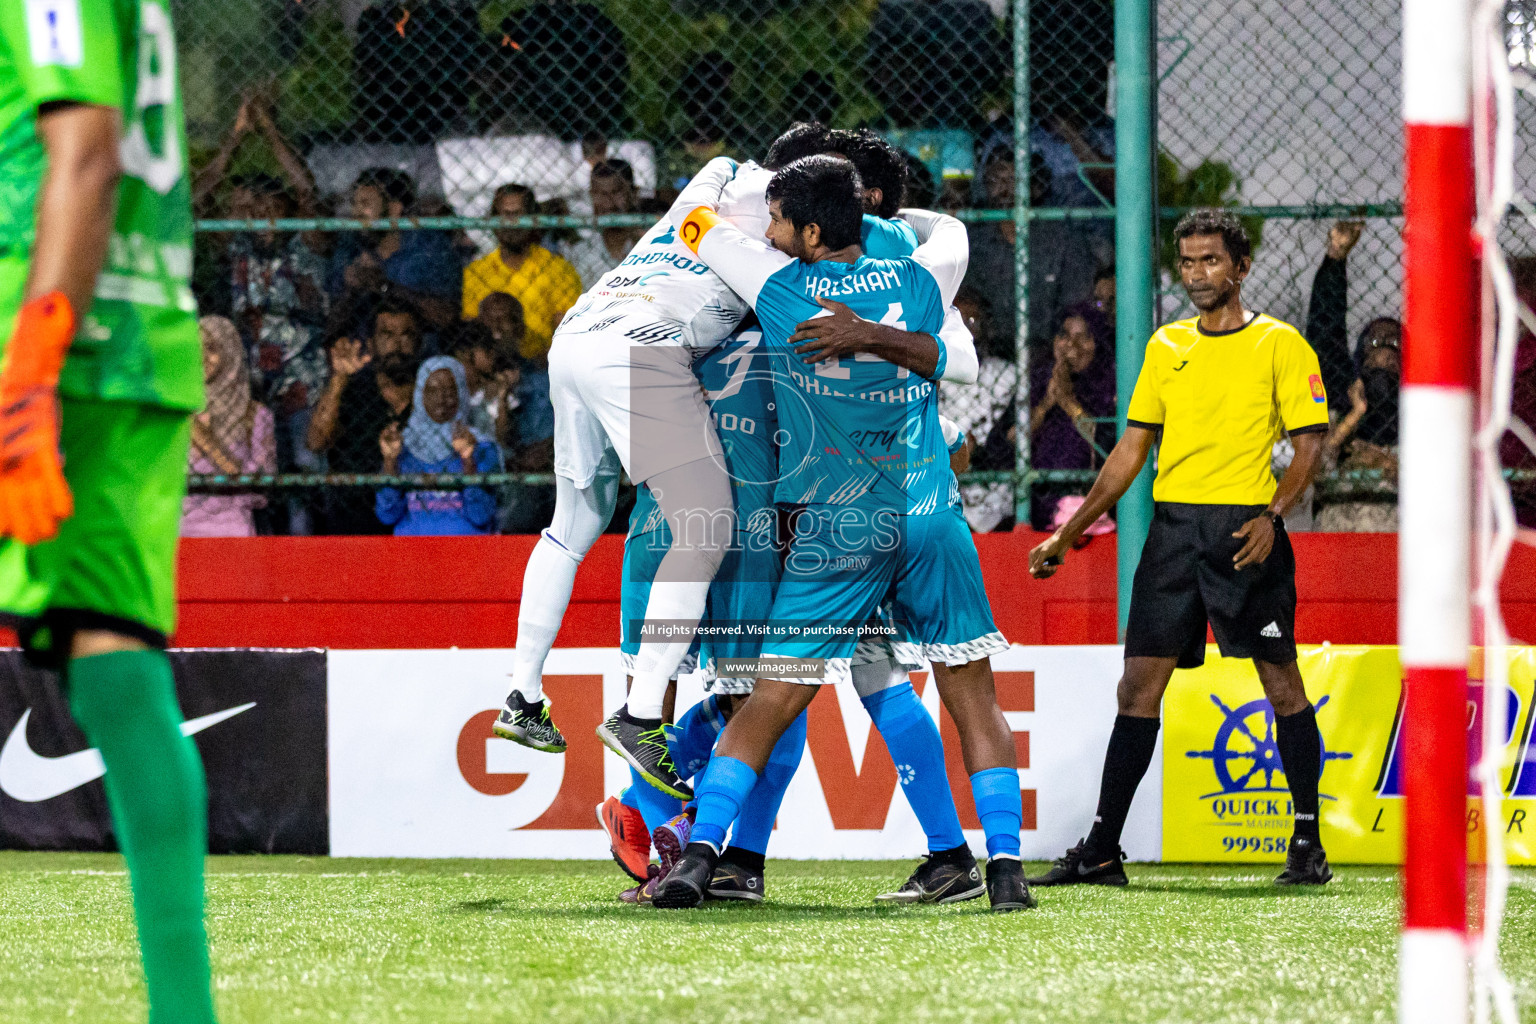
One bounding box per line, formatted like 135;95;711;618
495;127;980;801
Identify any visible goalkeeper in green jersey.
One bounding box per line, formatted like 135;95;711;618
0;2;215;1021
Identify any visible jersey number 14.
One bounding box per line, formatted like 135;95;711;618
812;303;911;381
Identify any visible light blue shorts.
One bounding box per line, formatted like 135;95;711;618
759;505;1007;684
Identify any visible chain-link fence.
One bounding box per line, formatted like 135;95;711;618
176;0;1536;536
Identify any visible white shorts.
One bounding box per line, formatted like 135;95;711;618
548;323;724;489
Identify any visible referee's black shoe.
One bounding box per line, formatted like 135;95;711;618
1027;840;1129;887
652;842;718;909
985;858;1037;912
1275;837;1333;886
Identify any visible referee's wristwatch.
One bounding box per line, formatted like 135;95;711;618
1264;509;1285;531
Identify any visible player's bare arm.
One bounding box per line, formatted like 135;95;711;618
1232;430;1324;570
789;296;940;376
28;103;121;312
0;103;123;547
1028;425;1158;579
789;300;979;384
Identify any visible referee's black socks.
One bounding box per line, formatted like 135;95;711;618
1275;705;1322;844
1083;714;1161;861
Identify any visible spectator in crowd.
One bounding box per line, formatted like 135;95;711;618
307;299;423;533
965;148;1097;348
449;320;519;455
562;159;646;288
470;292;554;469
1027;113;1115;211
864;0;1007;130
1025;303;1116;530
1091;264;1115;332
376;356;501;536
940;287;1018;533
327;168;460;338
192;89;323;320
1315;318;1402;532
468;291;557;532
1306;220;1367;414
475;289;526;359
226;173;330;533
182;316;276;538
462;183;583;361
193;88;318;216
494;2;629;139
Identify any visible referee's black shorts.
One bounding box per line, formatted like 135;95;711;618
1124;502;1298;669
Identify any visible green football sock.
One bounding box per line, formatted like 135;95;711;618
67;649;217;1024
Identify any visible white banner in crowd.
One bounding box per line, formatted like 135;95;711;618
328;646;1162;861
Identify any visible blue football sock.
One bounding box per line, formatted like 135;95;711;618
970;767;1023;859
620;785;640;812
862;683;966;852
729;710;807;855
629;767;683;834
691;755;759;851
667;694;727;782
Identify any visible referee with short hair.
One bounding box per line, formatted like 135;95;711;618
1027;209;1333;887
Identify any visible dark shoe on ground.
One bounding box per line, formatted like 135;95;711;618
985;858;1037;912
875;849;985;904
1026;840;1129;887
596;708;693;799
652;842;718;909
707;856;765;902
491;691;567;753
1275;837;1333;886
618;864;661;905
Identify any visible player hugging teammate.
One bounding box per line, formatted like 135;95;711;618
495;123;1033;912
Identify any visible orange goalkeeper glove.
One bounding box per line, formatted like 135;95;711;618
0;292;75;545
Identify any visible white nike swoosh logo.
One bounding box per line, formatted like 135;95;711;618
0;703;256;803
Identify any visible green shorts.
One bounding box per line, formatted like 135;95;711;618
0;397;190;664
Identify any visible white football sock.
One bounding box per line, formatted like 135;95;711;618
510;533;582;703
625;576;716;718
624;459;730;720
510;474;618;703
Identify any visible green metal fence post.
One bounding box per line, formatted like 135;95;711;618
1114;0;1155;636
1012;0;1032;526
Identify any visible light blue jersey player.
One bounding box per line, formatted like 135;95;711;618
620;322;982;905
653;154;1035;913
675;159;1006;671
619;326;780;691
608;325;784;891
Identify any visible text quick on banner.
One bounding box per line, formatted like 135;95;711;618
1161;645;1536;864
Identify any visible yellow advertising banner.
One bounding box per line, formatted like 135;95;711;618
1162;646;1536;864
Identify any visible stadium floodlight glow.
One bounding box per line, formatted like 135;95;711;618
1400;1;1474;1022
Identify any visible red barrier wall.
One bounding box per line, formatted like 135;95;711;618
166;532;1536;649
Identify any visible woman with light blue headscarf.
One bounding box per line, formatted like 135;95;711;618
376;355;502;535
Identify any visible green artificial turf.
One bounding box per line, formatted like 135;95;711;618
0;854;1531;1024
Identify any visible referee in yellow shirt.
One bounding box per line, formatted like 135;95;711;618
1027;209;1333;888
